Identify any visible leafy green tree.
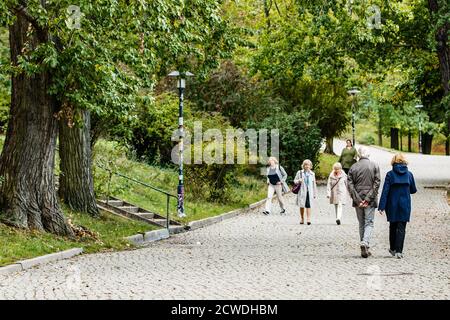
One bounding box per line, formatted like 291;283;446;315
0;0;238;234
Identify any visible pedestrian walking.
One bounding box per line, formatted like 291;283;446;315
339;139;358;175
294;159;317;225
327;162;348;225
378;154;417;259
347;147;381;258
263;157;288;215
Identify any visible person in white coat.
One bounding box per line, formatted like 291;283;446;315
294;159;317;225
263;157;289;215
327;162;348;225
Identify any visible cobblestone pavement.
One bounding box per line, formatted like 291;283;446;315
0;142;449;299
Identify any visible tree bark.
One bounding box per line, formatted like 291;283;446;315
0;15;73;236
408;130;412;152
428;0;450;155
59;109;99;216
324;136;334;154
378;116;382;146
390;128;399;150
422;133;433;155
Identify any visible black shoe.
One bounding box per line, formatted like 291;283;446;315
280;209;286;214
336;219;341;225
307;222;311;225
263;211;270;215
360;245;369;258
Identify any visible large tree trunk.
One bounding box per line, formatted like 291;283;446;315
408;130;412;152
378;116;383;146
422;133;433;155
59;109;99;216
446;136;449;156
428;0;450;155
390;128;399;150
0;16;73;236
324;136;334;154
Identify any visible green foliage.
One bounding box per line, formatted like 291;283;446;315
128;93;183;165
251;111;323;180
315;153;339;180
189;60;287;127
359;132;376;145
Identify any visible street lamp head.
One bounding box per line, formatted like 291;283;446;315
168;70;194;89
347;88;361;96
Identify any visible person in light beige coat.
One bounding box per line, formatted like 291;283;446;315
327;162;348;225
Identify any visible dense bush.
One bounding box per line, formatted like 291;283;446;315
359;132;376;145
250;111;323;180
129;93;182;165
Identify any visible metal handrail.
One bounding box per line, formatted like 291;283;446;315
95;163;177;229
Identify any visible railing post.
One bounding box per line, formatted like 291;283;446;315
166;194;170;230
106;169;113;205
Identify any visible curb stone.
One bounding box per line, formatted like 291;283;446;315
0;248;83;276
126;228;170;246
188;199;266;231
0;264;22;276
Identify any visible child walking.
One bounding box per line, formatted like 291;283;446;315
327;162;348;225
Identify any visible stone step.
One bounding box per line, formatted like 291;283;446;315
118;206;139;213
151;218;168;226
105;200;124;207
137;212;155;219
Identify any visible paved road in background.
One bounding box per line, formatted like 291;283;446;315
0;141;449;299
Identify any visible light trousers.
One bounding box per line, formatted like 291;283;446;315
265;184;286;213
355;207;375;247
334;203;343;220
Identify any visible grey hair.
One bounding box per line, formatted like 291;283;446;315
358;146;370;158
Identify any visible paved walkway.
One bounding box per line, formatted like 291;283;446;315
0;142;449;299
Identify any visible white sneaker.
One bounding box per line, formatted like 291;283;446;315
395;252;403;259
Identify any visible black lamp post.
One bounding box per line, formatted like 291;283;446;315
168;71;194;218
415;104;424;154
348;88;361;147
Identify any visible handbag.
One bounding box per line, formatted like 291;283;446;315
291;171;302;194
291;183;301;194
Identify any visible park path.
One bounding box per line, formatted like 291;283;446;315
0;141;449;299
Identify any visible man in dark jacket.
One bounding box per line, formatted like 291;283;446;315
378;154;417;259
347;147;381;258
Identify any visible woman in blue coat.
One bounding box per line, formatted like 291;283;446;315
379;154;417;259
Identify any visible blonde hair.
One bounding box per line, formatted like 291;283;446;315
391;153;408;166
302;159;313;169
333;162;342;170
267;157;279;165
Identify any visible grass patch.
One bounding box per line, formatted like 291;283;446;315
0;208;156;267
316;153;339;180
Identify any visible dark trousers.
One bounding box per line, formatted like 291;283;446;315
389;221;407;253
